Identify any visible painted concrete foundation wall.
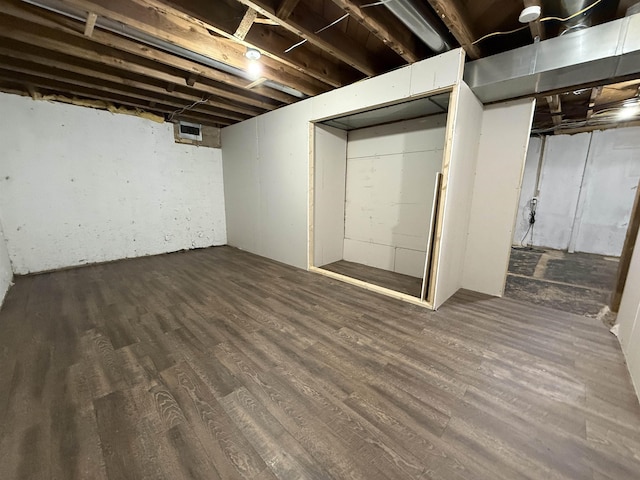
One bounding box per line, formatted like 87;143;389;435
343;116;446;278
617;225;640;398
0;219;12;306
222;49;463;271
0;93;226;274
514;127;640;256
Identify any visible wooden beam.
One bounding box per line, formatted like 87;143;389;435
137;0;359;87
0;11;286;112
0;42;263;117
0;59;250;122
546;94;562;126
276;0;300;20
52;0;330;95
186;73;198;87
83;12;97;37
245;77;267;89
232;0;389;76
234;7;257;40
0;68;235;126
586;86;602;119
328;0;427;63
612;180;640;311
253;17;279;25
425;0;481;59
1;1;294;105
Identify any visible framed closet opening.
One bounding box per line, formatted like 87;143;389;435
309;91;452;308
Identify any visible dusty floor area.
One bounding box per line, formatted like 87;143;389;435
505;248;619;322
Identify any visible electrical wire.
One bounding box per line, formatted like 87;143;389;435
167;96;210;121
284;13;350;53
472;0;603;45
520;198;537;247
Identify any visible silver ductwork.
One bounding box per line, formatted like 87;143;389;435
383;0;452;53
541;0;620;35
464;13;640;103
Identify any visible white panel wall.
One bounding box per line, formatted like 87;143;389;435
313;125;347;267
462;99;536;296
514;127;640;255
571;128;640;255
617;226;640;398
222;50;463;271
0;220;12;306
433;82;483;308
311;49;463;121
0;93;226;274
513;136;543;245
222;101;313;269
343;116;446;278
534;133;592;250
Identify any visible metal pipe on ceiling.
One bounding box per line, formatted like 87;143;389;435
382;0;452;53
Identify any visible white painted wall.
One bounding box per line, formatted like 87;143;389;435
0;93;226;274
513;136;543;245
617;226;640;398
343;115;446;278
433;82;483;309
223;101;313;269
463;99;536;296
313;125;347;268
514;127;640;256
223;49;464;271
0;219;12;306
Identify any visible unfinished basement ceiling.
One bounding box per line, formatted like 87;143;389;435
0;0;637;128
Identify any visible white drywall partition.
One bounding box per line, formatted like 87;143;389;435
0;93;226;274
0;220;12;306
222;118;260;254
343;116;446;277
313;125;347;267
462;99;536;296
617;226;640;398
433;82;483;309
513;136;543;246
513;127;640;255
571;128;640;256
222;101;313;269
223;49;464;273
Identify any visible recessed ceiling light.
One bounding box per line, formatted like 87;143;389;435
245;47;261;61
519;5;541;23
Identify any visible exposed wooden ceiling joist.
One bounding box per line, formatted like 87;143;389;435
231;0;396;77
234;7;258;40
276;0;301;20
327;0;427;63
51;0;330;96
4;0;295;106
148;0;360;88
425;0;481;59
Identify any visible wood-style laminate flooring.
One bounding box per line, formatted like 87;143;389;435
321;260;423;297
0;246;639;480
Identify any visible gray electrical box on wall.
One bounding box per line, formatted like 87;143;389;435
173;122;221;148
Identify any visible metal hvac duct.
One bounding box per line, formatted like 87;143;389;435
464;12;640;103
383;0;452;53
542;0;619;35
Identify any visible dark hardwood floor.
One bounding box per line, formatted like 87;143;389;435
321;260;423;297
0;246;639;479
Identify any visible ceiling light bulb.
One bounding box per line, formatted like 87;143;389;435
245;48;261;61
618;105;639;120
519;6;541;23
247;61;262;80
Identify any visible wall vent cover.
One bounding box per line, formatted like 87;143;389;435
178;121;202;141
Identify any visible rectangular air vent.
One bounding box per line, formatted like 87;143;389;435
178;121;202;141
